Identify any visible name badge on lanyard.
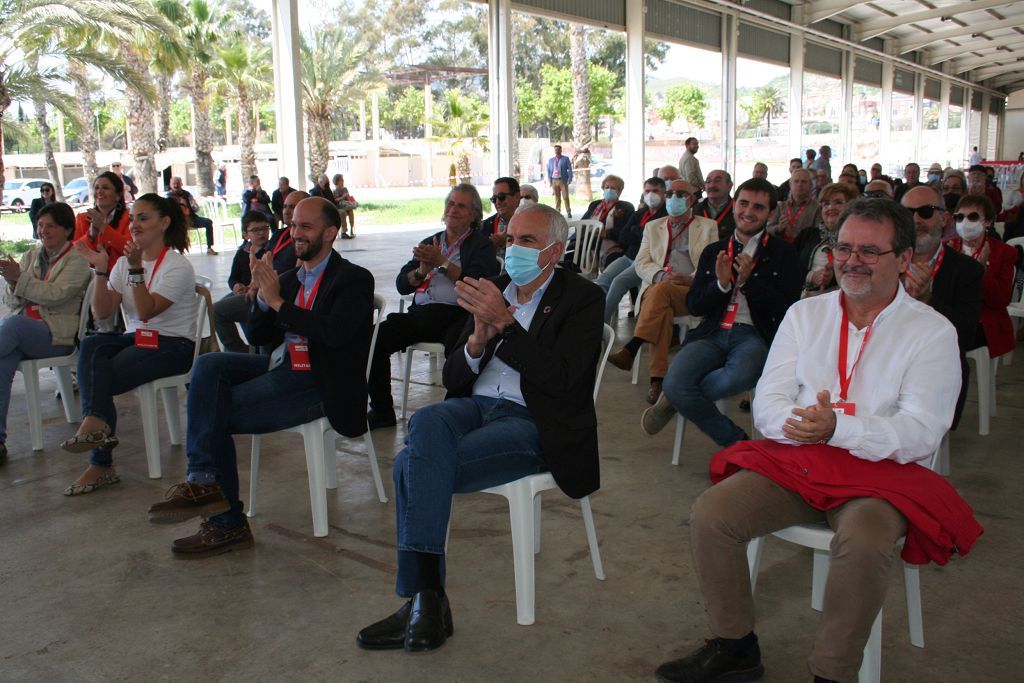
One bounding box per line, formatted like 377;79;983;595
718;235;766;330
288;269;325;371
134;247;168;350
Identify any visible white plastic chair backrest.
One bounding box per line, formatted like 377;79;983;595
189;289;208;368
593;323;615;403
76;278;96;345
572;219;603;274
366;293;387;381
1006;237;1024;305
195;274;213;291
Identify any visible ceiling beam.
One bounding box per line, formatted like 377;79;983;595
856;0;1018;42
805;0;872;24
898;17;1024;53
972;60;1024;81
953;50;1024;74
988;72;1024;89
927;37;1024;66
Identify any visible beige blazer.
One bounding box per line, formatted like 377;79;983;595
4;245;92;346
634;214;719;285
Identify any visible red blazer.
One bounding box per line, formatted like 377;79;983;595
948;236;1016;357
709;440;983;565
75;209;131;273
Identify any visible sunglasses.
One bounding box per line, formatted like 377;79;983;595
490;192;515;203
906;205;943;219
41;188;53;193
953;212;983;223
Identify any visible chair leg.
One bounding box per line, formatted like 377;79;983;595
671;415;686;466
160;386;182;445
505;483;538;625
904;562;924;648
989;357;998;417
23;368;44;451
54;366;80;422
247;435;261;518
975;355;991;436
400;347;414;421
324;429;338;490
364;431;388;503
302;422;329;537
138;384;162;478
533;491;543;554
857;610;883;683
936;432;950;477
631;345;642;385
811;549;829;612
579;496;605;580
746;537;765;594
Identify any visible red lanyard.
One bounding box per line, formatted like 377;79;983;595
40;243;73;282
837;294;874;402
416;230;472;292
702;199;734;225
597;201;615;223
296;269;325;310
786;200;810;230
146;247;169;288
664;216;694;266
929;245;946;280
639;209;658;228
272;231;293;257
725;232;769;285
953;237;987;263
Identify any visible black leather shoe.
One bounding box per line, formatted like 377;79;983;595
655;638;764;683
367;407;397;431
356;594;453;651
405;590;452;652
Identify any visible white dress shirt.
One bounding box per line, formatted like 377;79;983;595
465;270;556;407
752;286;960;464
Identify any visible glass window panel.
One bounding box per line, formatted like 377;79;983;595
851;84;882;170
736;57;790;184
802;72;842;176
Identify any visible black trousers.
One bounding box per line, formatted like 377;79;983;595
367;303;470;410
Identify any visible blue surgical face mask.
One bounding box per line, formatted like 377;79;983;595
928;173;941;183
504;242;555;285
665;195;689;217
602;188;619;202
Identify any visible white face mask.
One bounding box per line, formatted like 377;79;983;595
956;218;985;241
517;198;536;211
644;192;662;209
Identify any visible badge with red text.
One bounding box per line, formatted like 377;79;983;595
720;301;739;329
831;401;857;416
25;304;41;320
289;342;311;371
135;328;159;349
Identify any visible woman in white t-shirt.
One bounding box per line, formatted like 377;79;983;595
62;194;198;496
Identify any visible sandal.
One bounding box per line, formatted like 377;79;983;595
64;470;121;496
60;428;118;454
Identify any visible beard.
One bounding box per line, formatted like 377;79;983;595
838;264;873;298
296;234;324;261
914;231;941;256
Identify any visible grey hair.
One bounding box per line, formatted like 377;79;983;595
517;203;568;245
791;168;812;182
837;198;916;255
445;183;484;228
519;183;539;201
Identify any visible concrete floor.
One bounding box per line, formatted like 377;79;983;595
1;229;1021;682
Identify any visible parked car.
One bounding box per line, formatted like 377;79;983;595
1;178;50;209
64;176;91;203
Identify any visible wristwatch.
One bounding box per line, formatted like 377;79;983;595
127;269;146;287
437;260;451;276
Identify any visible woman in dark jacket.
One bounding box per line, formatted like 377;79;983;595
28;182;57;239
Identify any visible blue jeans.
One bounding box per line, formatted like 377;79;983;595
662;324;768;447
185;352;327;528
0;315;72;444
595;257;640;323
393;396;548;597
77;333;195;466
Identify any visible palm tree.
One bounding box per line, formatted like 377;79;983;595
756;85;786;136
569;24;592;203
431;89;488;185
300;26;381;180
209;38;271;180
176;0;223;197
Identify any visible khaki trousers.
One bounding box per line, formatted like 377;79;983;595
689;470;907;682
551;179;571;214
634;281;690;377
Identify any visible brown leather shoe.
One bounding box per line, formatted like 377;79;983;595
608;347;634;371
172;520;253;559
646;381;663;405
148;482;230;524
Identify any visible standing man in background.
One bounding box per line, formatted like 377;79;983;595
547;145;574;218
678;138;705;196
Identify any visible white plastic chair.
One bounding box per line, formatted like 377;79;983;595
247;293;389;538
568;219;603;276
671;393;756;466
18;278;95;451
134;286;208;478
396;294;446;421
965;346;998;436
201;198;241;248
744;441;946;683
473;323;614;625
1003;236;1024;366
629;283;697;386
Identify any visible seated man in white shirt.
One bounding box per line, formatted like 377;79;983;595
356;203;604;654
654;198;977;683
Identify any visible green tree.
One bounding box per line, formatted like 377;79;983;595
431;89;488;185
385;86;428;139
209;37;272;179
537;63;621;140
741;85;785;136
658;83;709;130
515;80;541;135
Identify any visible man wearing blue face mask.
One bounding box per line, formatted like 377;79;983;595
357;203;603;654
607;180;719;404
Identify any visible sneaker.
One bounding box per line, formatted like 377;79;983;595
172;520;254;559
148;482;231;524
641;393;676;436
655;638;764;683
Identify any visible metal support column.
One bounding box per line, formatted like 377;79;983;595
880;52;893;173
788;14;805;162
978;92;990;158
625;0;646;193
912;72;923;164
722;14;738;178
840;45;855;165
488;0;515;177
270;0;306;186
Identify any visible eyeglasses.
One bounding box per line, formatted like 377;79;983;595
953;211;983;223
246;226;271;233
832;244;896;264
666;190;692;199
863;190;888;199
906;205;943;219
41;188;53;193
490;192;515;203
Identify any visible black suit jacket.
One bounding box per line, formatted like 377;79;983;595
247;251;375;437
930;246;984;353
686;234;802;345
583;199;636;237
619;206;668;259
695;197;738;240
396;228;498;295
442;269;604;499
